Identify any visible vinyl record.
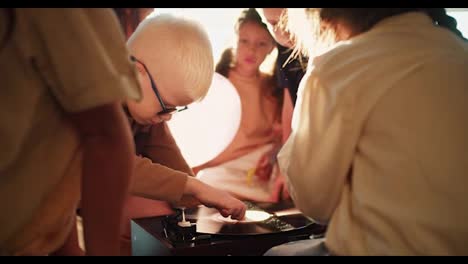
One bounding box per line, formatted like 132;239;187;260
185;203;314;236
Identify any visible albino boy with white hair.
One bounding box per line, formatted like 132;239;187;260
120;14;247;255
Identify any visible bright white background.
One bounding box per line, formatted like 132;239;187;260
447;9;468;38
151;8;245;64
149;8;468;62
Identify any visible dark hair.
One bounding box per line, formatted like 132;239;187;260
1;8;15;50
235;8;271;35
319;8;465;40
215;47;234;78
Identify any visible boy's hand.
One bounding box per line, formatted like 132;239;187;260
184;177;246;220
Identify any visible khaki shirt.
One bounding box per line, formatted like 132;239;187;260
279;12;468;255
0;8;141;255
131;122;193;204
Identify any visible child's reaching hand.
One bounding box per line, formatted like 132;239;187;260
184;177;246;220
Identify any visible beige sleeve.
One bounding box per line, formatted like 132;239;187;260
32;8;141;112
130;123;200;207
130;155;189;204
278;73;355;223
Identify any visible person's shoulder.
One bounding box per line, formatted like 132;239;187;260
78;8;119;24
314;27;466;79
310;38;379;80
19;8;117;33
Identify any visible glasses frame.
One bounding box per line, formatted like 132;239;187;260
131;56;188;115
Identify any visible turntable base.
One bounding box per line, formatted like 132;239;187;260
131;201;327;256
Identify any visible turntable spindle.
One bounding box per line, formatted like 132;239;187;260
177;207;192;227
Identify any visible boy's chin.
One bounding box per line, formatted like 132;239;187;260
131;115;161;126
139;119;162;126
149;115;163;125
129;110;161;125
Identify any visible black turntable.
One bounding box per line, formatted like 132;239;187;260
131;201;327;256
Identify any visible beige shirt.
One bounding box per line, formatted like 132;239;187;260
278;12;468;255
0;8;141;255
130;122;193;204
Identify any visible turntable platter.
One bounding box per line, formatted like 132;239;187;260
186;204;314;236
213;210;272;224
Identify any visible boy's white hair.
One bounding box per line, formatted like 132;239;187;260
127;14;214;102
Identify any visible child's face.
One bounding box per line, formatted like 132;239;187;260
235;21;275;73
127;61;194;125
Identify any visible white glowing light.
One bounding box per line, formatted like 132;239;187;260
166;73;241;167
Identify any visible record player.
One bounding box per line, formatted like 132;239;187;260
131;201;327;256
